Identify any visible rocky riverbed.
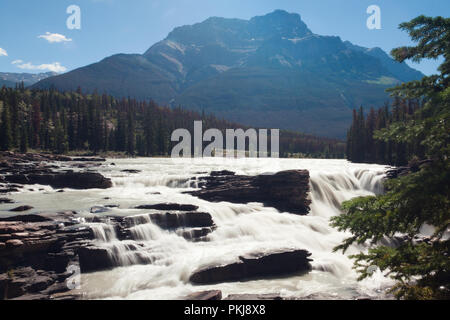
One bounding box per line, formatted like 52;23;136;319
0;152;317;300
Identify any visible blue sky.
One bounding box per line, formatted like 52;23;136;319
0;0;448;75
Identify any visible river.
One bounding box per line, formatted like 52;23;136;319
2;157;395;300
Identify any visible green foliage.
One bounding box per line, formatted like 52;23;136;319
0;102;12;151
335;15;450;300
0;86;344;157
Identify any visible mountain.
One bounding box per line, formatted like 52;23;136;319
1;72;57;87
32;10;423;138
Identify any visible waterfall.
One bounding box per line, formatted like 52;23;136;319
77;158;393;300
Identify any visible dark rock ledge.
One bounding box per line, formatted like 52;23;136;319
0;152;112;192
385;159;433;179
189;249;312;285
134;203;199;211
187;170;311;215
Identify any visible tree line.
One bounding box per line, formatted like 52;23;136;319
0;85;345;158
346;97;424;166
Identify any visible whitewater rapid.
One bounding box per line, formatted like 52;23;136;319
3;158;394;299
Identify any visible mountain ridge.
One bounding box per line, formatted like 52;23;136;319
32;10;423;138
0;71;57;87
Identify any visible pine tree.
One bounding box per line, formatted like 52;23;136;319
0;103;12;151
333;15;450;300
126;110;135;155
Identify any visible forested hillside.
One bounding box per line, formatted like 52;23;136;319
32;10;423;138
0;85;345;157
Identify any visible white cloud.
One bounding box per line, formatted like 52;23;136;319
14;61;67;73
0;48;7;56
38;32;72;43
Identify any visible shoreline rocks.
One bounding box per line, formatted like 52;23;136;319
0;152;112;192
188;170;311;214
4;172;112;190
0;211;94;300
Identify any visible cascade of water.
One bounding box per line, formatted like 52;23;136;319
78;158;392;300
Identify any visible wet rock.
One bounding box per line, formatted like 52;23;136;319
77;246;114;273
6;239;25;247
148;212;214;229
386;159;433;179
135;203;199;211
50;290;83;300
210;170;235;176
225;293;284;300
176;227;214;242
0;187;20;194
0;152;111;193
9;205;34;212
0;267;57;299
71;157;106;162
0;214;53;223
5;172;112;190
90;206;111;214
188;170;310;215
185;290;222;300
189;249;312;285
121;169;141;174
122;212;216;241
0;198;14;204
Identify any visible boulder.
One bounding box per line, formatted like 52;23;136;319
90;206;111;214
188;170;311;214
9;205;34;212
0;267;57;300
121;169;142;174
148;212;214;229
184;290;222;300
77;246;114;273
189;249;312;285
122;212;216;241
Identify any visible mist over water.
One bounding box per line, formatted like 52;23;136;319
5;158;394;299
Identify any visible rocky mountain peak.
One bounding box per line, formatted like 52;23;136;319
248;10;312;39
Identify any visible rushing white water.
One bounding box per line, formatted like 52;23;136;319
3;157;395;299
